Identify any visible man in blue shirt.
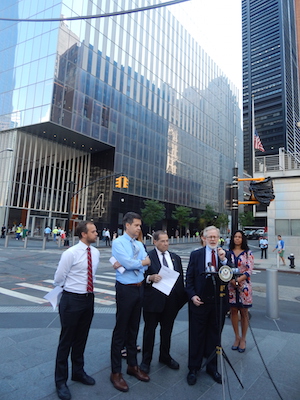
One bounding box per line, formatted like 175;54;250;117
110;212;151;392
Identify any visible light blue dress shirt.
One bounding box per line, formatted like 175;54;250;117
112;232;148;284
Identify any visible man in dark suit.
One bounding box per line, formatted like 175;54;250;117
186;226;231;386
140;230;187;374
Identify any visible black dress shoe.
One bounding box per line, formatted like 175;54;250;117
71;372;95;385
56;383;71;400
187;370;197;385
206;369;222;384
140;362;150;374
159;357;180;370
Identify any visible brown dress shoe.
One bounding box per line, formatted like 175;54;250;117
127;365;150;382
110;373;129;392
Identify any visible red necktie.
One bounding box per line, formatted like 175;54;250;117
87;247;93;292
211;249;216;269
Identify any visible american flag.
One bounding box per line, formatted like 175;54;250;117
254;130;265;152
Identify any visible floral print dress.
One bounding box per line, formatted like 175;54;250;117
228;250;254;308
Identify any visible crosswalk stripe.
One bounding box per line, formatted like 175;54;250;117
94;298;115;305
95;274;116;280
43;280;116;295
16;283;52;292
94;279;115;286
14;283;115;305
0;287;48;304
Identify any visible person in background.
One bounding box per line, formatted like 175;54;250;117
44;226;51;241
54;221;99;400
273;235;285;265
105;228;111;247
52;227;59;241
228;230;254;353
259;236;268;259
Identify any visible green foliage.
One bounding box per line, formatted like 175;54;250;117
141;199;166;232
238;211;254;227
172;206;196;236
200;204;217;227
215;213;229;230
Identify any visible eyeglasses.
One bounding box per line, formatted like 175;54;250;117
206;236;218;240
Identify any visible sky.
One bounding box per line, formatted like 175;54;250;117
170;0;243;98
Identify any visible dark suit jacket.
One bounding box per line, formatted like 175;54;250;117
186;247;232;314
143;249;187;313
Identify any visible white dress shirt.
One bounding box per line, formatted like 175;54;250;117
205;246;227;272
155;248;174;270
54;240;100;294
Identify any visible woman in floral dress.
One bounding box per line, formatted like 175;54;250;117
228;230;254;353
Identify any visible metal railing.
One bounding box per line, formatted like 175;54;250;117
255;149;300;173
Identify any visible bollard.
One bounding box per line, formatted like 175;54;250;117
96;236;100;248
24;236;28;249
4;234;9;248
42;236;46;250
266;269;279;319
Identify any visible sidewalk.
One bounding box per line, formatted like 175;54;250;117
0;312;299;400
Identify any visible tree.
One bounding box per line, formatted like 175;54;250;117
141;199;166;232
172;206;196;237
215;213;229;231
200;204;217;227
238;211;254;227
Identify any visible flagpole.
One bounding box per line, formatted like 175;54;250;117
252;95;255;177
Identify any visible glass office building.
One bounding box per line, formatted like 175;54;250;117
242;0;300;175
0;0;242;235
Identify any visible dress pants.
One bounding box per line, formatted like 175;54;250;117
55;291;94;385
261;248;267;259
111;282;144;373
188;302;225;372
142;299;179;365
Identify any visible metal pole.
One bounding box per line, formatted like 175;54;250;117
65;181;75;244
231;167;239;234
266;269;279;319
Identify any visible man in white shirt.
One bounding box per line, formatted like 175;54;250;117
259;236;268;259
54;221;100;400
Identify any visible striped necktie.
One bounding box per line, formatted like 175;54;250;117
162;252;168;267
87;247;93;292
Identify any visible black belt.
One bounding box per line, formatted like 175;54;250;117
63;290;94;296
119;281;144;287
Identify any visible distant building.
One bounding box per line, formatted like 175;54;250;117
0;0;242;235
242;0;300;175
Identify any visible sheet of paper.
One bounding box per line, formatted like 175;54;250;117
43;286;63;311
109;256;125;274
152;266;180;296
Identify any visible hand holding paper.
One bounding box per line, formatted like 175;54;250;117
43;286;63;311
152;266;179;296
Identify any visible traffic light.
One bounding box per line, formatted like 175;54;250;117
123;176;129;188
115;176;129;188
115;177;122;188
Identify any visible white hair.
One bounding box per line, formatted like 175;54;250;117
203;225;220;238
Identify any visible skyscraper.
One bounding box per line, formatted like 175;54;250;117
242;0;300;175
0;0;242;234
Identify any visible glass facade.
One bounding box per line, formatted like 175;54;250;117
242;0;300;174
0;0;242;231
